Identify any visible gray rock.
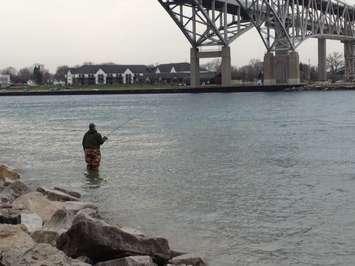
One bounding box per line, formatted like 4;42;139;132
0;224;35;265
31;230;60;247
54;187;82;199
15;243;90;265
57;213;172;262
37;187;80;202
64;201;98;213
46;206;100;235
0;209;21;225
13;192;64;223
0;165;20;185
21;213;43;233
95;256;157;266
169;254;207;266
120;227;145;237
0;181;30;203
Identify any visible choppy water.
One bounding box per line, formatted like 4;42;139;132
1;92;355;265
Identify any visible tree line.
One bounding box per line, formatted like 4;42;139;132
1;52;345;86
0;65;69;85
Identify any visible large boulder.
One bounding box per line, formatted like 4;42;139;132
0;165;20;185
0;181;30;203
9;243;90;266
0;208;21;225
95;256;157;266
32;230;59;246
168;254;207;266
34;204;100;246
21;212;43;233
37;187;80;202
0;224;35;265
54;187;81;199
57;213;172;263
13;192;64;223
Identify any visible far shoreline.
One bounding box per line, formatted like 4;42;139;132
1;83;355;96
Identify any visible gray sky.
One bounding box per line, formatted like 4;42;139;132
0;0;351;72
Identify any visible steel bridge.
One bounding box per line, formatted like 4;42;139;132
158;0;355;85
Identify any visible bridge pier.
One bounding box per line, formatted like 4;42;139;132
190;46;232;87
221;46;232;86
263;52;275;85
343;41;355;81
263;50;300;85
190;47;200;87
288;50;300;84
318;38;327;81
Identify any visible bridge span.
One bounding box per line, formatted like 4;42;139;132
158;0;355;85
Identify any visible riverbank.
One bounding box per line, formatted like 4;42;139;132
0;84;302;96
3;82;355;96
0;164;206;266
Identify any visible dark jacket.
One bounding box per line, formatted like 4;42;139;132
82;129;105;149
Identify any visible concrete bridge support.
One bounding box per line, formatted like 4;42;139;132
263;50;300;85
221;47;232;86
263;52;275;85
190;47;200;87
318;38;327;81
190;46;232;87
343;41;355;81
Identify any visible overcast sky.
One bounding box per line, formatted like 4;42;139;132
0;0;353;72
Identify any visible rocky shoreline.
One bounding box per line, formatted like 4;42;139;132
0;165;207;266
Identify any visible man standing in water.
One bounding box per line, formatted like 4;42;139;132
82;123;108;171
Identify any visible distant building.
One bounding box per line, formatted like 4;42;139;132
66;63;217;86
154;63;215;85
0;74;11;87
66;65;152;86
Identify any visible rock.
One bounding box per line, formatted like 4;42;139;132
168;254;207;266
64;201;98;213
95;256;157;266
37;204;100;246
0;224;35;265
13;192;64;223
0;209;21;225
46;205;99;235
14;243;90;266
77;256;94;264
120;227;145;237
0;181;30;203
37;187;80;202
32;230;60;247
21;213;43;233
0;165;20;185
0;203;12;209
57;213;172;263
54;187;81;199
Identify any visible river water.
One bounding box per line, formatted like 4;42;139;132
1;92;355;265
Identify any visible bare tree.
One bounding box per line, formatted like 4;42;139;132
17;68;32;83
326;52;344;79
201;59;221;72
54;65;69;81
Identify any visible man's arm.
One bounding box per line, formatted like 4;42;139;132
82;134;87;149
97;133;108;145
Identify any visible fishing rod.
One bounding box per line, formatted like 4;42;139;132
106;110;145;138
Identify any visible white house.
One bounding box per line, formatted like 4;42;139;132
66;64;151;86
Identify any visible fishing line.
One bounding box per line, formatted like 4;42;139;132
106;110;145;138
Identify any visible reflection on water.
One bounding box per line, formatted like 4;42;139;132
84;169;103;188
2;92;355;265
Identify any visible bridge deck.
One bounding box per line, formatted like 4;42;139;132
173;0;355;19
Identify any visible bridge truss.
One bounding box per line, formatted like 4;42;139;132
158;0;355;83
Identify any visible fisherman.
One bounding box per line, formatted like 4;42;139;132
82;123;108;171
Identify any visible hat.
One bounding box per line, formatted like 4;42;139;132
89;123;96;130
